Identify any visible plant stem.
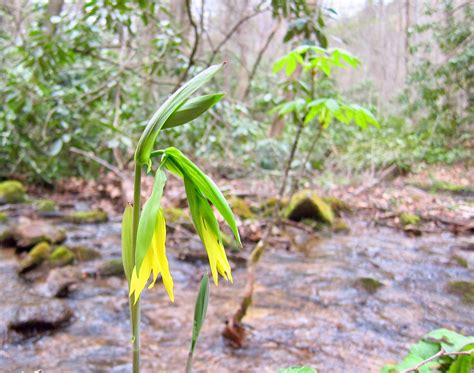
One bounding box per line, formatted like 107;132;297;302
130;162;142;373
185;351;193;373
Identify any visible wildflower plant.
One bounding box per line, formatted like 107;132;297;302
121;63;240;372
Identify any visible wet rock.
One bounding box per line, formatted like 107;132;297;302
17;242;51;274
0;212;7;222
8;299;73;337
228;196;255;220
96;259;124;277
35;267;81;298
323;196;352;215
286;190;334;225
447;281;474;304
66;210;108;224
48;246;75;267
0;180;26;204
14;219;66;248
34;199;57;212
399;212;421;226
355;277;384;294
70;246;101;261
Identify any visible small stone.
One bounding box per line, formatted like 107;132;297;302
14;220;66;248
96;259;124;277
70;246;101;261
0;180;26;204
17;242;51;274
286;190;334;225
48;246;75;267
447;281;474;304
355;277;383;294
66;210;108;224
35;267;81;298
8;299;73;337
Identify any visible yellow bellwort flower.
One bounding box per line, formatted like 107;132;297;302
129;208;174;303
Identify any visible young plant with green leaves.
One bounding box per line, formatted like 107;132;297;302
121;63;240;372
271;46;379;187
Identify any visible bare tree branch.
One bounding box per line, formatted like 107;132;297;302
399;348;474;373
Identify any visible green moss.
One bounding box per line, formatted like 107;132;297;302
447;281;474;304
71;246;101;261
333;219;350;233
0;212;7;222
228;196;255;220
355;277;383;294
323;197;352;214
286;190;334;225
66;210;108;224
0;180;26;204
34;199;57;212
400;212;421;226
48;246;75;267
451;255;468;268
163;207;187;224
18;242;51;274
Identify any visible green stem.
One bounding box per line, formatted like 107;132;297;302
130;162;142;373
185;351;193;373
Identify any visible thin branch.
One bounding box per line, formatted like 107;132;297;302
399;348;474;373
207;2;268;66
70;147;124;178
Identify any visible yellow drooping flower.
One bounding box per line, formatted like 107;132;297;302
129;208;174;303
183;176;233;286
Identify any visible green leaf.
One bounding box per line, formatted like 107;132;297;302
163;147;241;245
190;273;210;354
135;169;167;271
447;345;473;373
121;203;133;283
162;93;224;130
135;63;224;165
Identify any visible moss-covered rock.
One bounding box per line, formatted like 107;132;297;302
17;241;51;274
66;210;108;224
221;231;241;253
163;207;187;224
97;259;124;277
333;219;351;233
447;281;474;304
400;212;421;226
0;225;14;243
323;197;352;214
0;180;26;204
0;212;8;222
450;255;468;268
285;190;334;225
48;246;75;267
34;199;57;212
70;246;101;262
355;277;383;294
228;196;255;220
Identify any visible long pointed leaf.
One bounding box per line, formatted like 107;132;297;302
190;274;210;353
162;93;224;130
135;64;224;165
135;170;167;271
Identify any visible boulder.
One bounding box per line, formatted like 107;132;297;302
17;241;51;274
285;190;334;225
14;219;66;248
65;210;108;224
8;299;73;337
48;246;75;267
0;180;26;204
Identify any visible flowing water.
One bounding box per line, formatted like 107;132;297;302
0;215;473;373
